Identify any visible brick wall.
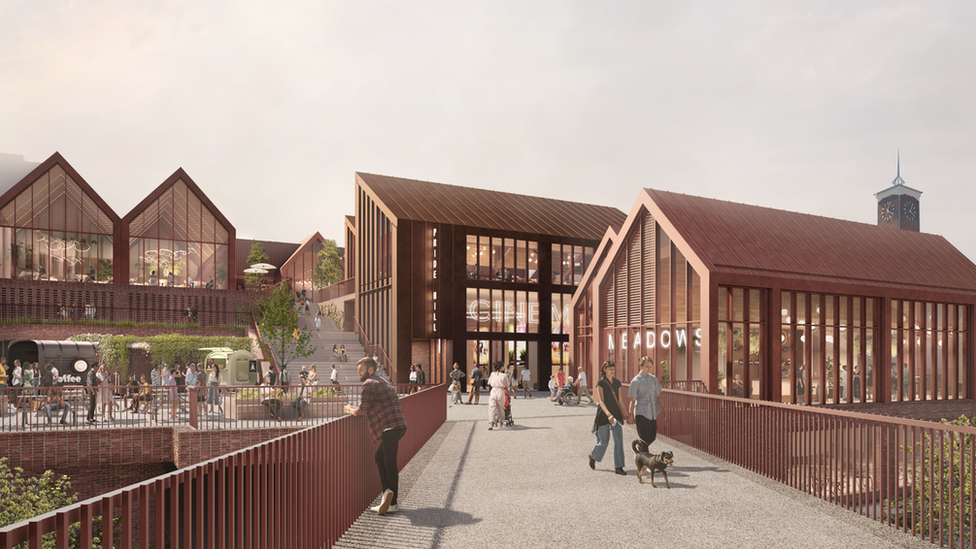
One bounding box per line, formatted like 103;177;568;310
0;323;244;342
0;426;301;501
173;427;299;468
0;278;258;328
821;398;976;423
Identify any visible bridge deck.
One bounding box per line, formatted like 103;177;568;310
336;392;931;549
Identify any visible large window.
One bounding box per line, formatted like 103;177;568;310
467;235;543;283
717;287;764;399
128;179;230;289
551;242;594;285
889;300;967;402
0;165;114;282
465;289;539;334
781;292;879;405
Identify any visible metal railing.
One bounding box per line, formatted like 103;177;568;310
352;316;393;378
0;306;251;330
0;383;447;548
661;380;708;393
0;383;425;432
660;390;976;548
316;278;355;302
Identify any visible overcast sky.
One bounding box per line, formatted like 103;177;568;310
2;1;975;261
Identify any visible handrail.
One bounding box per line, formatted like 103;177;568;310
0;383;447;547
352;316;393;379
659;389;976;547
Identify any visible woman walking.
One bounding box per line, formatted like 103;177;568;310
486;362;511;430
206;363;223;415
588;360;628;475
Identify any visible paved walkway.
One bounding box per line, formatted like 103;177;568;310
335;392;931;549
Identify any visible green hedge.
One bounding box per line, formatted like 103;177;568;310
68;333;252;375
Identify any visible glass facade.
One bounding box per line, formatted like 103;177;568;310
601;211;702;384
780;292;879;404
466;235;540;282
465;231;594;383
128;179;230;289
717;287;764;399
282;238;323;296
0;164;114;282
889;299;967;401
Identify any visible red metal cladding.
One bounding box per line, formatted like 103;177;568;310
646;188;976;294
357;172;627;241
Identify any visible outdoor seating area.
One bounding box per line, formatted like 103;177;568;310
0;383;421;431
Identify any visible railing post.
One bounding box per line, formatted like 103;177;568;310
189;387;198;429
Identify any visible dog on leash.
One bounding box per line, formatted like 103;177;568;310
632;440;673;488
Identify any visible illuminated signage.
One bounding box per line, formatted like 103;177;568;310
432;227;439;332
467;299;540;325
607;328;701;351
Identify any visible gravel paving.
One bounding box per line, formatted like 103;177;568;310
335;392;932;549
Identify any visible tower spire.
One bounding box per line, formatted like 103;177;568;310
891;149;905;187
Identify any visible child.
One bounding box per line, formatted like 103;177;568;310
450;380;462;405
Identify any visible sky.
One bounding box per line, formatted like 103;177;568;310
2;1;976;260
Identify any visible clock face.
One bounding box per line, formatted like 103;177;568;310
903;201;917;220
879;201;896;223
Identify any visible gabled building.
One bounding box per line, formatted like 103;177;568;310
572;188;976;405
350;172;627;384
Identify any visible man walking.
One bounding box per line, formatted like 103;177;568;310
628;356;664;454
576;366;593;404
344;358;408;515
519;365;532;398
467;362;483;404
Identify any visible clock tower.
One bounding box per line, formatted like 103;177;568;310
875;152;921;232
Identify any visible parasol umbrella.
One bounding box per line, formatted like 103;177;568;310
250;263;277;270
243;268;269;274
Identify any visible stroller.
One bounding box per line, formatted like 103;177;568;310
554;377;581;406
502;388;515;427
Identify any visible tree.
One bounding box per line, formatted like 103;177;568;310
884;415;974;546
314;239;342;289
258;283;315;370
0;457;115;548
245;241;270;288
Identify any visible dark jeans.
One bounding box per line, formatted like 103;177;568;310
635;415;658;453
87;390;96;421
376;427;407;505
262;399;282;418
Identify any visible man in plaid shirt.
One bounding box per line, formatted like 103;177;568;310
344;357;407;515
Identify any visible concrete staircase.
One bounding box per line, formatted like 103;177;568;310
281;313;368;385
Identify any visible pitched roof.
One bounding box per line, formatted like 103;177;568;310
281;232;325;272
645;188;976;294
356;172;626;242
0;151;121;228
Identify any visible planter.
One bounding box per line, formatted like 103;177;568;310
223;394;349;421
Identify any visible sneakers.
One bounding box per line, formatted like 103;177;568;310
371;489;394;514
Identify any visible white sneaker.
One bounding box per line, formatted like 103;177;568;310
370;489;394;514
385;504;398;513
